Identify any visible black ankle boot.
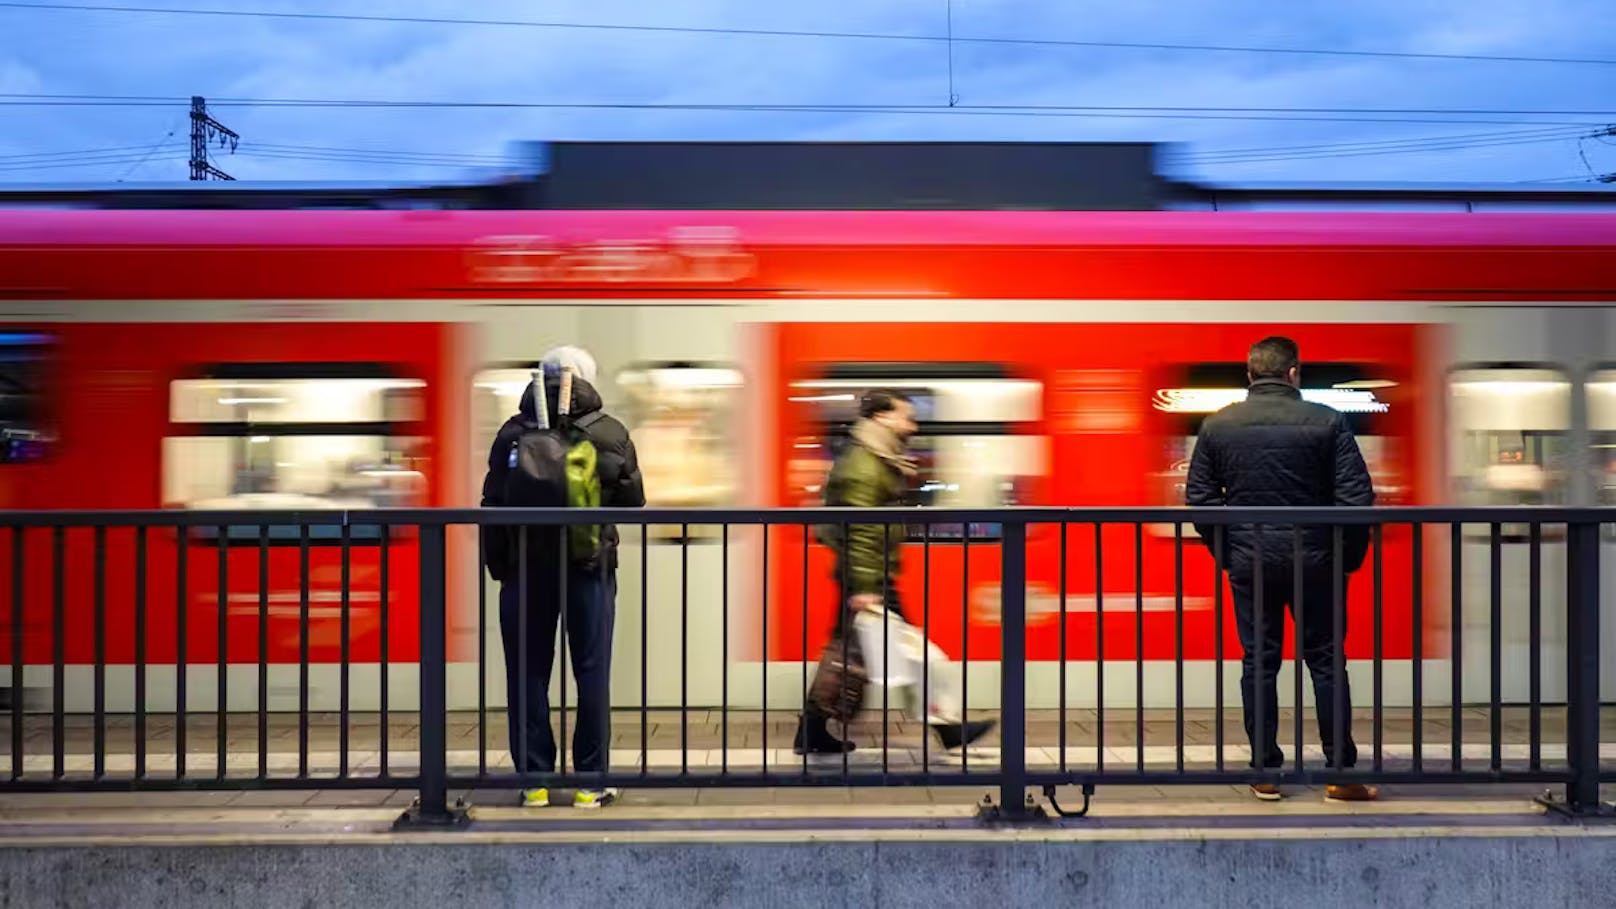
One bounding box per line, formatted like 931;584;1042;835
793;712;857;755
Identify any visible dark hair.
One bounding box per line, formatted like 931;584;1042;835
859;388;912;420
1247;336;1300;380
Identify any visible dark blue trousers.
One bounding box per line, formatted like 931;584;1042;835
1229;566;1358;770
500;565;616;774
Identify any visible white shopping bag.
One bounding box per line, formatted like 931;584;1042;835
853;606;963;725
853;606;923;688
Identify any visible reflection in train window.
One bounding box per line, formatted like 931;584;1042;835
163;368;427;541
472;367;532;465
616;363;741;508
1449;366;1569;506
901;434;1043;539
170;374;422;425
789;368;1044;541
1155;362;1401;535
1588;368;1616;507
0;332;54;464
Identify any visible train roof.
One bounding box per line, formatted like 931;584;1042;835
3;208;1616;248
0;209;1612;302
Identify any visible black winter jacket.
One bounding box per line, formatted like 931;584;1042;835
1185;379;1375;575
480;374;644;582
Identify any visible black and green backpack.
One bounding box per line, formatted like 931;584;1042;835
503;369;604;562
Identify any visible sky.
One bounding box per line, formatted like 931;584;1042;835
1;0;1615;186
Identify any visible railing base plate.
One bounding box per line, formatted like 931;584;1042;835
1535;791;1616;821
393;797;472;831
975;793;1051;825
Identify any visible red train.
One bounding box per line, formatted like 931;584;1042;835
0;209;1612;710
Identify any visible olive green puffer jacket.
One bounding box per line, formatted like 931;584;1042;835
816;443;907;597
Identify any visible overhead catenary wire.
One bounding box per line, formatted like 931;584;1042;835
0;153;187;173
7;121;1606;178
0;152;482;175
233;149;516;169
0;141;186;161
0;94;1612;127
3;1;1616;68
244;142;521;165
1180;124;1590;159
0;140;525;172
6;94;1615;116
1195;134;1593;166
1522;173;1616;184
0;146;183;166
12;129;1601;169
115;121;180;181
1182;125;1603;165
7;132;1605;177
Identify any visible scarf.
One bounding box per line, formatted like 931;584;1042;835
850;418;918;478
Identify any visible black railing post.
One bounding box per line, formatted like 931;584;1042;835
1563;519;1603;814
987;518;1035;821
397;521;465;828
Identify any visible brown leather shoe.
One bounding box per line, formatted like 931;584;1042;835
1250;783;1283;801
1324;783;1379;803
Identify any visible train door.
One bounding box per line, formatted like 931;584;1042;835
1448;363;1570;703
1594;359;1616;698
1447;306;1614;703
468;304;746;711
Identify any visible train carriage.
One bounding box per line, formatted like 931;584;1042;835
0;209;1613;713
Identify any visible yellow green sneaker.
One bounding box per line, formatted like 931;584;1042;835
573;788;620;809
520;788;549;808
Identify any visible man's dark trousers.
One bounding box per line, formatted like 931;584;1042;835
1229;564;1358;770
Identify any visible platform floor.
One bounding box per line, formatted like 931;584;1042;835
2;706;1613;779
6;797;1616;909
4;718;1615;909
6;711;1613;908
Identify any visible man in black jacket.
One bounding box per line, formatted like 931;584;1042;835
481;346;644;809
1185;337;1377;802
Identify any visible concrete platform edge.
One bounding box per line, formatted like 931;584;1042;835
2;823;1616;908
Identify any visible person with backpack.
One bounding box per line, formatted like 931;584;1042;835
481;345;644;809
794;388;994;756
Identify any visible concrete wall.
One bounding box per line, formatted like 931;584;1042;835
4;827;1615;908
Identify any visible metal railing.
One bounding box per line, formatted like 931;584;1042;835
0;506;1607;824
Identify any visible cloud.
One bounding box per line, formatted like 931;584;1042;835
0;0;1612;184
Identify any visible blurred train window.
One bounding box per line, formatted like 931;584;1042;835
617;364;741;542
1449;366;1569;505
163;365;427;542
1450;365;1569;541
789;366;1044;541
1155;362;1401;536
615;363;741;507
472;367;531;464
0;332;54;464
1588;368;1616;509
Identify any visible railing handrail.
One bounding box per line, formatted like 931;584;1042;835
0;504;1611;526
